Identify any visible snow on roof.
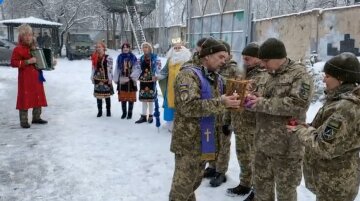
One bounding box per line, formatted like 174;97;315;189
0;16;62;27
254;4;360;22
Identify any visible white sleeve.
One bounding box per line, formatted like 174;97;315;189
107;56;113;82
130;59;141;81
91;68;95;83
114;57;120;83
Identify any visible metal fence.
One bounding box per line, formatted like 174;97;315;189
186;0;251;63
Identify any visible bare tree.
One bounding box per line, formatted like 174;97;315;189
26;0;107;55
0;4;5;20
1;0;108;54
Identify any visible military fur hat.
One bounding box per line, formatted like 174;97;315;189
323;52;360;83
242;42;259;58
258;38;287;59
198;38;227;58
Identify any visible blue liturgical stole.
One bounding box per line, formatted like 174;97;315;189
187;67;223;161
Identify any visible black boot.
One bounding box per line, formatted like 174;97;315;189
203;167;216;178
127;102;134;119
135;115;147;124
97;99;102;117
32;119;48;124
210;172;227;187
148;115;153;123
121;101;127;119
226;184;251;196
32;107;48;124
105;98;111;117
244;191;254;201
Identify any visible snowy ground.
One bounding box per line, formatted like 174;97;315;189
0;50;358;201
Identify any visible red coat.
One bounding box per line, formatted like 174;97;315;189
11;44;47;110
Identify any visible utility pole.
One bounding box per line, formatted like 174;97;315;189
112;12;116;49
244;0;253;44
106;13;109;47
158;0;166;55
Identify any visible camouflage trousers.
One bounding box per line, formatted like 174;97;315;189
253;151;302;201
169;154;206;201
304;153;360;201
234;126;255;188
19;107;42;125
208;132;231;174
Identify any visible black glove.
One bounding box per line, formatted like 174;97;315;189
222;125;231;136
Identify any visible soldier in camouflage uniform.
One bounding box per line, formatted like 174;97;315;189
226;43;269;201
288;52;360;201
204;41;243;187
169;38;241;201
245;38;314;201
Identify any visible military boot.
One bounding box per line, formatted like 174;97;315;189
244;190;254;201
135;115;147;124
32;107;48;124
203;167;216;178
105;98;111;117
148;115;153;123
210;172;226;187
121;101;127;119
127;102;134;119
226;184;251;196
97;99;102;117
19;110;30;128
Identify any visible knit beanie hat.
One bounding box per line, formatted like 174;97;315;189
323;52;360;83
242;42;259;58
196;37;208;48
199;38;228;58
219;40;231;55
258;38;287;59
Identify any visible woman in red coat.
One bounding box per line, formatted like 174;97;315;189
11;24;48;128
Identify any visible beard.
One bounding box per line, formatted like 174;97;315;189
169;49;191;64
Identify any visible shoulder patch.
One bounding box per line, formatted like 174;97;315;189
320;118;342;143
179;84;189;101
299;82;311;100
179;84;189;92
327;118;342;129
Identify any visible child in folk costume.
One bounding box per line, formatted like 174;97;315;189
91;41;114;117
135;42;161;124
114;43;140;119
157;38;191;131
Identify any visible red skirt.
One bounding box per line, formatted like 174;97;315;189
118;91;136;102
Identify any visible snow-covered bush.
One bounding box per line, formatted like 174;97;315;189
306;61;325;103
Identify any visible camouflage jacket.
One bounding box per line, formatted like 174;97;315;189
250;59;314;157
294;84;360;166
170;65;227;156
229;65;270;130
